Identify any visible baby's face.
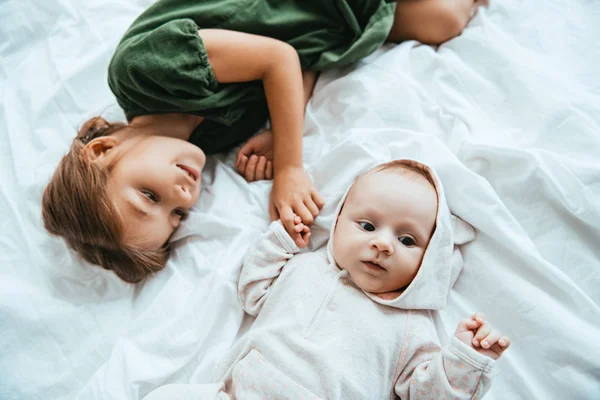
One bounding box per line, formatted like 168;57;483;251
332;169;438;296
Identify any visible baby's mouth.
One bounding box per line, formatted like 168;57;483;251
363;261;386;271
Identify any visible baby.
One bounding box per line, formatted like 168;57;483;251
145;159;510;399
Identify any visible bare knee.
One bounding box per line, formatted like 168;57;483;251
427;0;472;44
389;0;474;45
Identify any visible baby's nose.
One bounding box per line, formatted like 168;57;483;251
372;234;394;254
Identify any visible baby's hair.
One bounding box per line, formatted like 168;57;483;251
41;116;169;283
365;159;437;189
340;160;438;218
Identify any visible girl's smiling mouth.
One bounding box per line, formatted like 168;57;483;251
177;164;199;182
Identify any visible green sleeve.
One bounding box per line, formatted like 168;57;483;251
108;18;219;120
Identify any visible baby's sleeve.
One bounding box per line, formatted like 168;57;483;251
239;221;300;316
394;335;495;399
107;18;218;120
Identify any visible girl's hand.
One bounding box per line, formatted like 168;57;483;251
236;130;274;181
270;167;324;242
454;313;511;360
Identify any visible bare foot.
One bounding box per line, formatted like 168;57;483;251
236;129;274;182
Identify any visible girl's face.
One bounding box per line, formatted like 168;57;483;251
105;135;206;249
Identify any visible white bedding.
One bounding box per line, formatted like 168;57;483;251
1;0;599;399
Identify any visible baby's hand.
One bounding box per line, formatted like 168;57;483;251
454;313;510;360
291;214;311;248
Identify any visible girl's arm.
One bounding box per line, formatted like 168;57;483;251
302;70;318;107
235;70;319;183
199;29;324;237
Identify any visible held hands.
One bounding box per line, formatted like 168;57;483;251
270;167;324;248
454;313;511;360
235;130;324;246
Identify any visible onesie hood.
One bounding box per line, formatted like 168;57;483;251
327;159;475;311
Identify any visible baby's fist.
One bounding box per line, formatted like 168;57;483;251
291;214;311;248
455;313;510;360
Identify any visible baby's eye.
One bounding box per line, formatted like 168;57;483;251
141;189;159;202
359;222;375;232
173;208;188;219
399;236;415;246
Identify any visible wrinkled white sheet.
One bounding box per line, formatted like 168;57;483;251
1;0;599;399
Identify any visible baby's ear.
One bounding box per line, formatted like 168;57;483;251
451;215;476;246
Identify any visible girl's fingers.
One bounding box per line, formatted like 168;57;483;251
279;206;296;235
238;140;256;161
236;145;250;168
238;155;248;176
245;155;258;182
294;202;314;226
311;190;325;210
255;156;267;181
304;197;320;219
265;161;273;180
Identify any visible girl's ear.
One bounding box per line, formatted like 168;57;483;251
82;136;120;165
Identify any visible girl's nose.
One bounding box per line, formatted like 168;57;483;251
175;184;192;203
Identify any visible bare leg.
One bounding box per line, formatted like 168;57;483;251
387;0;477;45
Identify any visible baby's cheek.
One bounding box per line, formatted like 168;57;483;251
331;237;350;263
413;249;427;268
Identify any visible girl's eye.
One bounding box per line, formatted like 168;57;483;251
174;208;188;219
141;189;158;202
359;222;375;232
399;236;415;246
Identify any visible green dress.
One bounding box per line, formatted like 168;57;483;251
108;0;396;154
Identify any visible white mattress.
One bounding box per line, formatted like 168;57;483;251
1;0;599;399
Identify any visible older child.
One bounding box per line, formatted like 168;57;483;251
145;159;510;399
42;0;480;282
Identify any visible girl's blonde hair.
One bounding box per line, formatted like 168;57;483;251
41;117;169;283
